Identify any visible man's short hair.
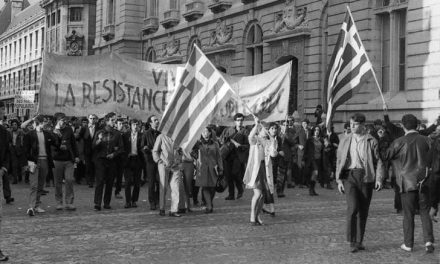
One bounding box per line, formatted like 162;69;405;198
129;119;140;126
147;115;156;124
116;118;125;123
402;114;418;130
54;112;67;122
350;113;366;124
233;113;244;121
302;118;310;124
81;117;88;123
34;115;45;125
344;122;350;129
104;112;116;121
10;119;20;126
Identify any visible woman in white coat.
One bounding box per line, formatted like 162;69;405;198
243;117;278;225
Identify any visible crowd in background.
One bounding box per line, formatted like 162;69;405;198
0;104;439;218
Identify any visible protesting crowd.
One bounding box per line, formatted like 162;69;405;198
1;101;440;261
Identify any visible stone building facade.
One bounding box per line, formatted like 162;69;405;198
40;0;97;56
51;0;440;124
0;0;44;118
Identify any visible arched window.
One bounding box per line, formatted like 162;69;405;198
244;22;263;75
145;47;156;62
187;36;201;60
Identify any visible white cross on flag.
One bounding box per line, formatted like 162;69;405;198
159;45;236;152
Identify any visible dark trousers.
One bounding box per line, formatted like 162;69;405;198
224;157;244;198
2;172;11;199
401;190;434;248
94;158;116;206
10;151;23;183
124;156;142;204
145;158;159;207
343;169;374;244
85;156;95;185
114;157;124;195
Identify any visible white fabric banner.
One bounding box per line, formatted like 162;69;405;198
39;53;291;124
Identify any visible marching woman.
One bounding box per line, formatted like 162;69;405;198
192;127;223;213
243;117;278;225
304;126;324;196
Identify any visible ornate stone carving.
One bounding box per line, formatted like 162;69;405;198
273;0;307;33
207;19;233;47
65;30;84;56
159;36;181;58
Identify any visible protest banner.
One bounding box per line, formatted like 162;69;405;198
39;52;291;124
14;90;36;109
39;52;183;121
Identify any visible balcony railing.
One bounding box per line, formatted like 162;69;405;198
142;16;159;35
102;24;115;41
208;0;232;14
183;1;204;22
160;10;180;29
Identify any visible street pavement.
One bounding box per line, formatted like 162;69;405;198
1;182;439;264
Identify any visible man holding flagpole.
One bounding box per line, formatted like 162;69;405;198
326;7;385;253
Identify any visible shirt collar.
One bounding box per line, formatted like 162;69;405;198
405;130;418;135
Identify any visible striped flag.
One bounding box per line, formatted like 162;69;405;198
325;7;377;128
159;45;235;152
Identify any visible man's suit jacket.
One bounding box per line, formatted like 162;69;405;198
81;125;98;158
122;131;143;167
23;130;56;168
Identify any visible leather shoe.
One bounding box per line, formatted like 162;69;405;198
225;196;235;200
103;205;111;209
5;197;14;204
159;210;166;216
0;250;9;262
124;203;131;209
169;212;181;217
131;202;137;208
277;194;286;198
236;192;243;199
94;205;101;211
357;243;365;250
177;209;187;214
204;208;213;214
150;204;157;211
262;208;275;217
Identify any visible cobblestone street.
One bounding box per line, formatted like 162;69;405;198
1;183;439;264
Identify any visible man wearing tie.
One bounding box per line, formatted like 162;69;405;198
122;119;143;208
81;114;98;188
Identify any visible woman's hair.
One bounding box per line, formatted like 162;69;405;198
312;126;322;137
200;127;213;140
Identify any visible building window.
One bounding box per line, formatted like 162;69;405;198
29;33;33;56
187;37;201;59
376;2;407;92
149;0;158;17
41;28;45;52
245;23;263;75
51;12;56;26
23;69;26;88
108;0;115;25
34;65;38;89
398;10;406;91
47;15;50;27
145;47;156;62
170;0;179;9
70;7;82;22
57;9;61;24
35;30;39;53
380;13;390;92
